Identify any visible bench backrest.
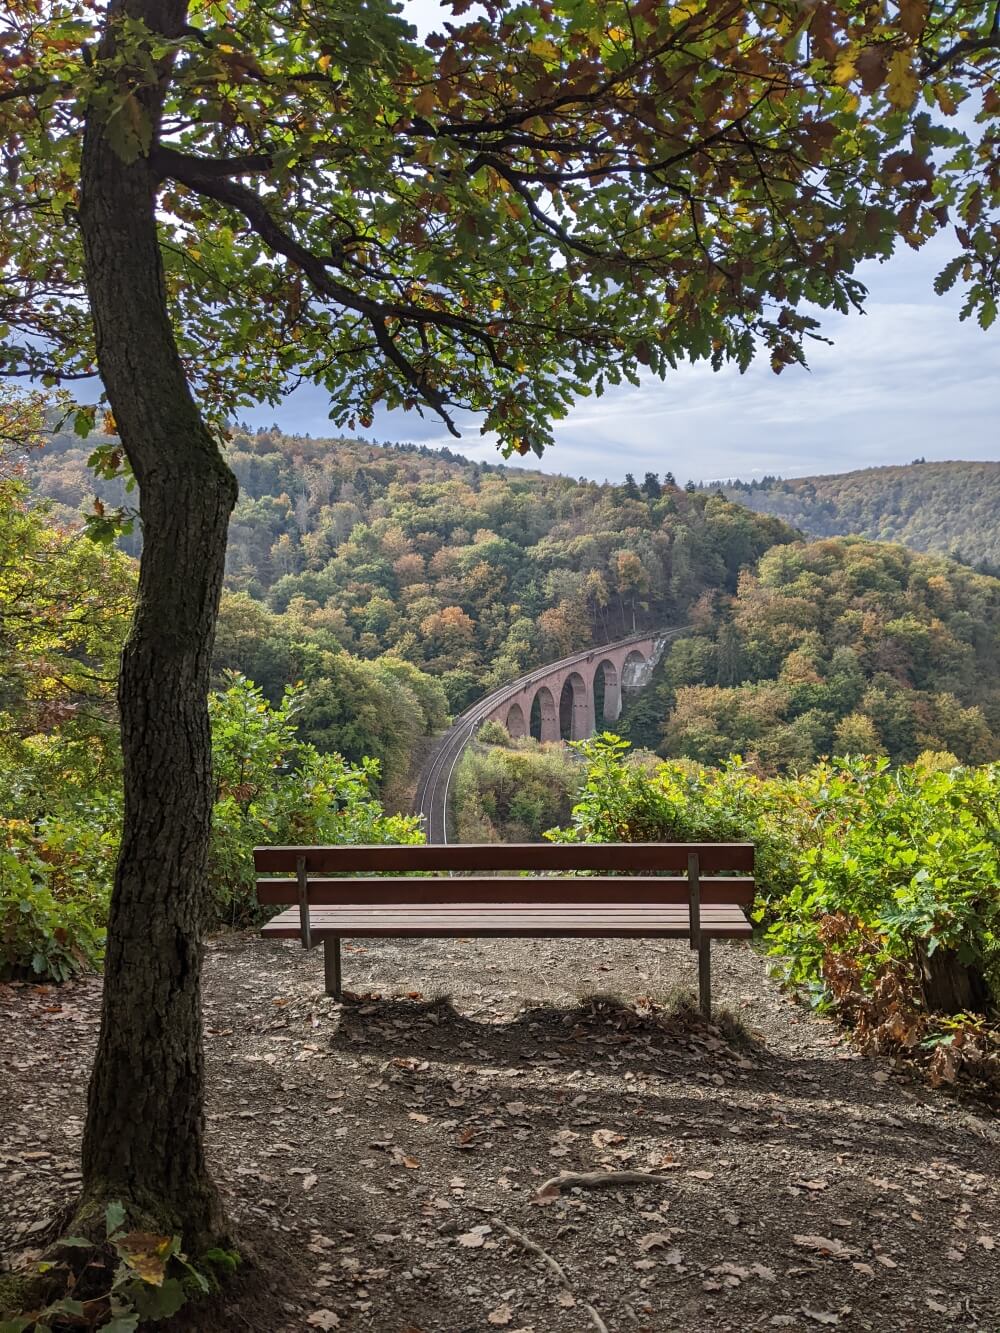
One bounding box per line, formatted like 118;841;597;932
254;843;754;949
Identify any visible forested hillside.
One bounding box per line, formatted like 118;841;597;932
710;461;1000;569
25;425;794;712
619;536;1000;770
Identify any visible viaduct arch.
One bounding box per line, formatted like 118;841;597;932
489;633;663;743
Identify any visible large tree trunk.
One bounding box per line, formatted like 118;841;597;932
917;945;991;1015
76;0;236;1247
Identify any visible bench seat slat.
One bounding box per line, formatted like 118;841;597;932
260;904;752;940
253;843;753;874
256;876;756;907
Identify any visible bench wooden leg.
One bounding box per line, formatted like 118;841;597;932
698;938;711;1018
324;937;342;999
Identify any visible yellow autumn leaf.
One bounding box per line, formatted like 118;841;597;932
886;49;918;109
530;38;559;61
833;52;856;86
116;1231;174;1286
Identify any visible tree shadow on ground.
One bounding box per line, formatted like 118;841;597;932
326;991;994;1168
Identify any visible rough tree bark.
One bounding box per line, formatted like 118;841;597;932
917;945;991;1015
76;0;236;1246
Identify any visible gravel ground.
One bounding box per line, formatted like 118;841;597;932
2;932;998;1333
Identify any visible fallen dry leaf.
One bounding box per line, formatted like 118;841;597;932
487;1303;513;1326
591;1129;626;1149
388;1147;420;1169
793;1234;859;1260
457;1226;491;1249
306;1312;340;1330
637;1231;675;1252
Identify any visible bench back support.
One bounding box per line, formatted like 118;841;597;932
296;855;311;950
254;842;754;874
688;852;701;952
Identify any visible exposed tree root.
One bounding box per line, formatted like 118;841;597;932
495;1220;568;1283
536;1169;674;1196
496;1219;610;1333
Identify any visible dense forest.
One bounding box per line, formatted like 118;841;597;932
617;536;1000;770
22;429;1000;777
25;425;793;713
709;460;1000;570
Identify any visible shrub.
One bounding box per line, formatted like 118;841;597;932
766;756;999;1014
475;719;511;746
209;674;423;925
550;735;999;1020
0;809;117;982
0;673;424;978
453;738;582;842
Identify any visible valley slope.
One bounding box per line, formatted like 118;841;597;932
711;460;1000;569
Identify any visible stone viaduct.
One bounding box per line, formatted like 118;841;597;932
481;632;665;743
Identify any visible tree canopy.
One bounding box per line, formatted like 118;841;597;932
3;0;1000;452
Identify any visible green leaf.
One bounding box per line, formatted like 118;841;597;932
42;1300;86;1318
106;1200;126;1237
128;1276;186;1321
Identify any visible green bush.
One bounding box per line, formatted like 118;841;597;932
453;737;582;842
0;820;113;982
550;735;999;1018
548;733;803;906
0;729;121;982
765;756;999;1010
208;673;422;924
475;719;511;746
0;674;423;979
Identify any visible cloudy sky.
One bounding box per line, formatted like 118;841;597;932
253;3;999;486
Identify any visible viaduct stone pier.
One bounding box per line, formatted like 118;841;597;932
482;632;666;743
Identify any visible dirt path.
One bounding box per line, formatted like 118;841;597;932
2;935;998;1333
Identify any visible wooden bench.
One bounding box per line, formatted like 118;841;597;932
254;842;755;1016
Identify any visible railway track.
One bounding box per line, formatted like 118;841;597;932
412;626;687;843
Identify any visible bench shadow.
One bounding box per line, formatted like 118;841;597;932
326;992;992;1169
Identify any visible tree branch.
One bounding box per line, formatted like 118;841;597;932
921;30;1000;75
156;146;505;426
151;147;274;182
370;317;460;437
